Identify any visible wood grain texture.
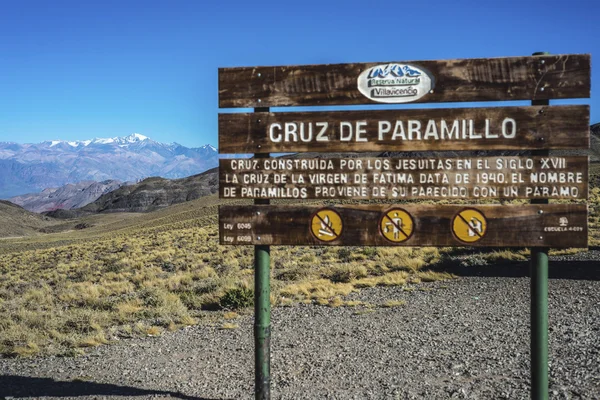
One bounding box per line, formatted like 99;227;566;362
219;156;588;200
218;105;589;153
219;54;590;108
219;204;588;248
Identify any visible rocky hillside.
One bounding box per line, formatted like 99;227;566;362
9;180;127;213
0;200;57;238
0;134;218;198
78;167;218;214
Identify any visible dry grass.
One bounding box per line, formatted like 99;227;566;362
0;223;456;357
223;311;239;320
588;188;600;246
381;300;406;308
0;189;597;357
353;309;376;316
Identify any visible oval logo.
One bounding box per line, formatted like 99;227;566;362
357;63;434;103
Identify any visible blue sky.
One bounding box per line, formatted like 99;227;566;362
0;0;597;148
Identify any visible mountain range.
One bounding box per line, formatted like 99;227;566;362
9;180;127;213
0;133;218;198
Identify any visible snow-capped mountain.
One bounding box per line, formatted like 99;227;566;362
0;134;218;198
45;133;151;147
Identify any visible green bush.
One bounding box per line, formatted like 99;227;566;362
219;287;254;310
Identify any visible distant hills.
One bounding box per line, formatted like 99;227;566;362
0;133;218;198
46;168;219;218
9;180;127;213
0;200;56;238
82;168;219;213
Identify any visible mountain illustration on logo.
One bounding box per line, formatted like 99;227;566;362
368;64;405;79
402;65;422;77
367;64;423;79
358;62;433;104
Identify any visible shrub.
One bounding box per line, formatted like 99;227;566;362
219;287;254;310
459;254;489;267
325;264;368;283
362;247;378;259
337;248;352;263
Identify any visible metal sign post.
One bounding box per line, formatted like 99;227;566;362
530;51;550;400
530;247;549;399
253;107;271;400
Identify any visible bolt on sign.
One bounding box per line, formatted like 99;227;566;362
219;54;590;247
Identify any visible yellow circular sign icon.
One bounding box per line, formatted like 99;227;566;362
310;208;343;242
380;208;414;243
452;208;487;243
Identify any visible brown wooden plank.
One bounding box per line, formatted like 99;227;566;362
218;105;589;153
219;54;590;108
219;204;588;248
219;156;588;200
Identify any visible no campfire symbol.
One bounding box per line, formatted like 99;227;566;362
310;208;343;242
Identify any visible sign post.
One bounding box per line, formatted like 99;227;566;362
254;108;271;400
530;51;550;400
254;234;270;400
531;247;549;399
217;53;591;399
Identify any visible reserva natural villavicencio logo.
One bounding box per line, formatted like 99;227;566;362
357;63;434;104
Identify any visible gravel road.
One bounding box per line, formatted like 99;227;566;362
1;260;599;400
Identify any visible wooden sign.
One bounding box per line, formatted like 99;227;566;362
217;52;591;400
219;54;590;108
218;105;590;153
220;156;588;200
219;204;588;248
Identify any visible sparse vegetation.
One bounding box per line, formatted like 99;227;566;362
381;300;406;308
0;187;597;357
223;311;239;320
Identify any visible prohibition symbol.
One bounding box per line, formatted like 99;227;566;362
310;208;343;242
452;208;487;243
380;208;414;243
